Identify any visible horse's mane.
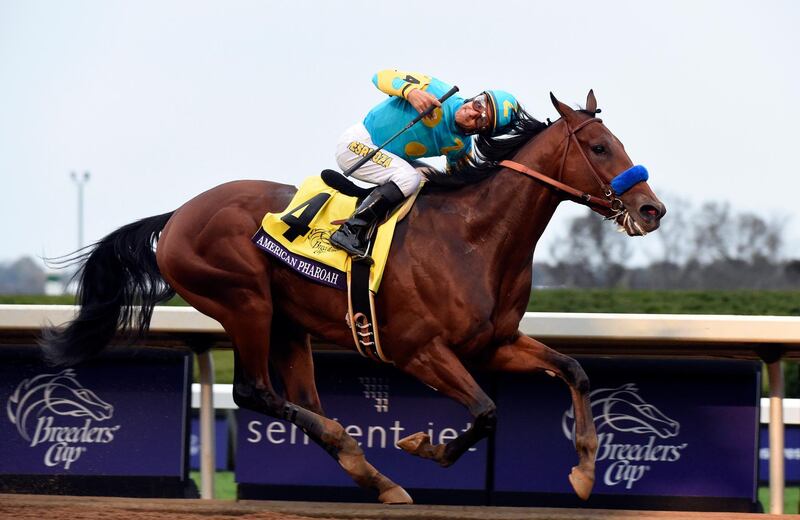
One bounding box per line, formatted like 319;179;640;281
423;106;549;191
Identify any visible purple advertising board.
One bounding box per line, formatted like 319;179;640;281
492;357;760;509
759;425;800;483
235;352;759;509
236;352;488;500
0;346;192;487
190;416;229;471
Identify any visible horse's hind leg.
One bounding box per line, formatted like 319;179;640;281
484;335;597;500
229;316;411;504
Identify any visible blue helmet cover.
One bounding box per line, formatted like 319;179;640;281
485;90;519;134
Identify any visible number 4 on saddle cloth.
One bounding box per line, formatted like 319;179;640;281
251;175;420;363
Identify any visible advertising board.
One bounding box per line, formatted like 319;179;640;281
759;424;800;483
492;357;760;510
190;415;229;471
0;345;194;497
236;352;759;510
236;352;488;502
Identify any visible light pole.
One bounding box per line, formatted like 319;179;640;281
70;171;90;249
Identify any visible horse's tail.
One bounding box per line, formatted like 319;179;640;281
41;211;176;367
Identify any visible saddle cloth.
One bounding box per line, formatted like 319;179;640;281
252;175;414;293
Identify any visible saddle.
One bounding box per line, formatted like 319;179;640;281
252;171;422;363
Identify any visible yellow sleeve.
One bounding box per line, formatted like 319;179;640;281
372;69;432;99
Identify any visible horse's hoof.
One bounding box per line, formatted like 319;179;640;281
378;485;413;504
568;466;595;500
397;432;429;453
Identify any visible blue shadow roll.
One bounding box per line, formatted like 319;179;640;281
610;165;649;195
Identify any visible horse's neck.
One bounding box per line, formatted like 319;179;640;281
456;137;564;269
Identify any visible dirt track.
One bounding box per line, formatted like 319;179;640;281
0;494;792;520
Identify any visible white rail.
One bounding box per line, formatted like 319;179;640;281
4;305;800;345
519;312;800;344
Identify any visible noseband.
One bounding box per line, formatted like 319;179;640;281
500;117;639;213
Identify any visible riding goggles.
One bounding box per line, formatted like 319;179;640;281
468;94;491;130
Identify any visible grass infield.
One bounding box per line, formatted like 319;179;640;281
4;289;798;315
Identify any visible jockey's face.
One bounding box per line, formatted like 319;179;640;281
455;94;493;134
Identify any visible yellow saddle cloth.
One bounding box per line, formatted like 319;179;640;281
252;175;410;293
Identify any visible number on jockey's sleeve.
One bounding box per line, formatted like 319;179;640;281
444;139;473;173
372;70;432;100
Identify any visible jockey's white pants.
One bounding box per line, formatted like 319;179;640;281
335;123;421;197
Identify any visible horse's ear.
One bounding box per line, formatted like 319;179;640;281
586;89;597;114
550;92;576;120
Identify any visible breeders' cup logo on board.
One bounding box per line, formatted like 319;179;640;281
6;369;120;470
562;384;687;490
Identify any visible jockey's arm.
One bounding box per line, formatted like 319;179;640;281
444;134;474;173
372;69;440;115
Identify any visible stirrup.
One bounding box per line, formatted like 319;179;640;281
352;252;374;265
330;230;371;261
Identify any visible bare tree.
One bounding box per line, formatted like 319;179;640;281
688;201;732;264
542;199;794;289
688;202;784;263
652;193;693;266
548;209;632;287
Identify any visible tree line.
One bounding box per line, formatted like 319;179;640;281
535;198;799;289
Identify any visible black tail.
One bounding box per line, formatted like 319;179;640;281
41;211;176;366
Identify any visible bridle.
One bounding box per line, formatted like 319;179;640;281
499;117;626;215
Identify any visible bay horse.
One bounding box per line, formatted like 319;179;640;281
43;91;665;504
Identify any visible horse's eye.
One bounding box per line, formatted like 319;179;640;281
591;145;606;154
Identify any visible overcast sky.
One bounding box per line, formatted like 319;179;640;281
1;0;798;269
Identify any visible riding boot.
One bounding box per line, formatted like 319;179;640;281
330;182;405;258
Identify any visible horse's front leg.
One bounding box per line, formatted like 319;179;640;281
484;334;597;500
393;340;496;467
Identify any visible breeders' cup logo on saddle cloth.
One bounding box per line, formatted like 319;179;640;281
562;384;687;490
307;228;337;255
6;369;121;470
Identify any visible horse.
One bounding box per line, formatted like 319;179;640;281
42;91;665;504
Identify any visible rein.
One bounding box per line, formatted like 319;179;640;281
499;117;625;213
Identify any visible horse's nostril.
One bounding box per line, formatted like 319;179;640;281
640;204;660;220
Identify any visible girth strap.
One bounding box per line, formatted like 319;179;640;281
498;159;615;210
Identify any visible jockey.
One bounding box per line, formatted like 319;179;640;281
330;69;519;257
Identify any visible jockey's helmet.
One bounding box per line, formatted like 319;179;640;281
484;90;519;135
